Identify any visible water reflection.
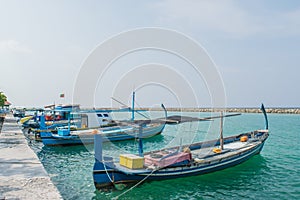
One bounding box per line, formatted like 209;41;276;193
98;155;269;200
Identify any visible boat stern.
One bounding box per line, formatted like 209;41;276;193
93;156;116;190
93;133;116;189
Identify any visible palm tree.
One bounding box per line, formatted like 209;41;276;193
0;92;7;108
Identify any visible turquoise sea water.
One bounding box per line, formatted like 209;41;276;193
28;112;300;200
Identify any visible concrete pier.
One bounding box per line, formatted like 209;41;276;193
0;114;62;200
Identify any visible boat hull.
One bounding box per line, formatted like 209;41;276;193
93;131;268;189
40;124;165;146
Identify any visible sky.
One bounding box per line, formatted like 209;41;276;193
0;0;299;108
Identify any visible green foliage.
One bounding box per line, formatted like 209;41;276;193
0;92;7;108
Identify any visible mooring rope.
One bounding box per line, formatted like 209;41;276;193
102;157;114;184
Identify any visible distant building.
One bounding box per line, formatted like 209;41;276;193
0;100;11;114
4;101;11;110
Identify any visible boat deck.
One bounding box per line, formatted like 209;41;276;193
191;140;260;164
114;138;262;175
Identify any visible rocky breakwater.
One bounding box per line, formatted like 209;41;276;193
217;108;300;114
95;107;300;114
154;107;300;114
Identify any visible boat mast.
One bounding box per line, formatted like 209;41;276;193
131;91;135;121
138;125;144;157
67;110;71;132
220;112;224;150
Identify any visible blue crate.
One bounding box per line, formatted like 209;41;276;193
58;129;70;136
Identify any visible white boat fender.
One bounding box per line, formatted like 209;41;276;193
194;158;205;163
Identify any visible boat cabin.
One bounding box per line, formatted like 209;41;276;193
79;111;113;128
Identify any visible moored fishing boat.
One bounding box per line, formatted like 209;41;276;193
93;104;269;190
39;101;167;146
40;121;165;146
33;109;117;139
39;92;167;146
19;105;79;131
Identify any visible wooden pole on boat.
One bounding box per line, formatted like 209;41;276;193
138;125;144;157
67;110;71;132
94;133;103;162
131;91;135;121
220;112;224;150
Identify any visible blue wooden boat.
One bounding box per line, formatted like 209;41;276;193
93;104;269;190
20;105;80;130
40;122;165;146
39;92;167;146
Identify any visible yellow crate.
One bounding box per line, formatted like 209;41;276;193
120;154;144;169
119;154;129;166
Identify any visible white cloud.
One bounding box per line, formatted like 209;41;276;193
153;0;263;36
152;0;300;38
0;40;32;54
281;8;300;36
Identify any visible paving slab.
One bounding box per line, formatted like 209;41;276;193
0;114;62;200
